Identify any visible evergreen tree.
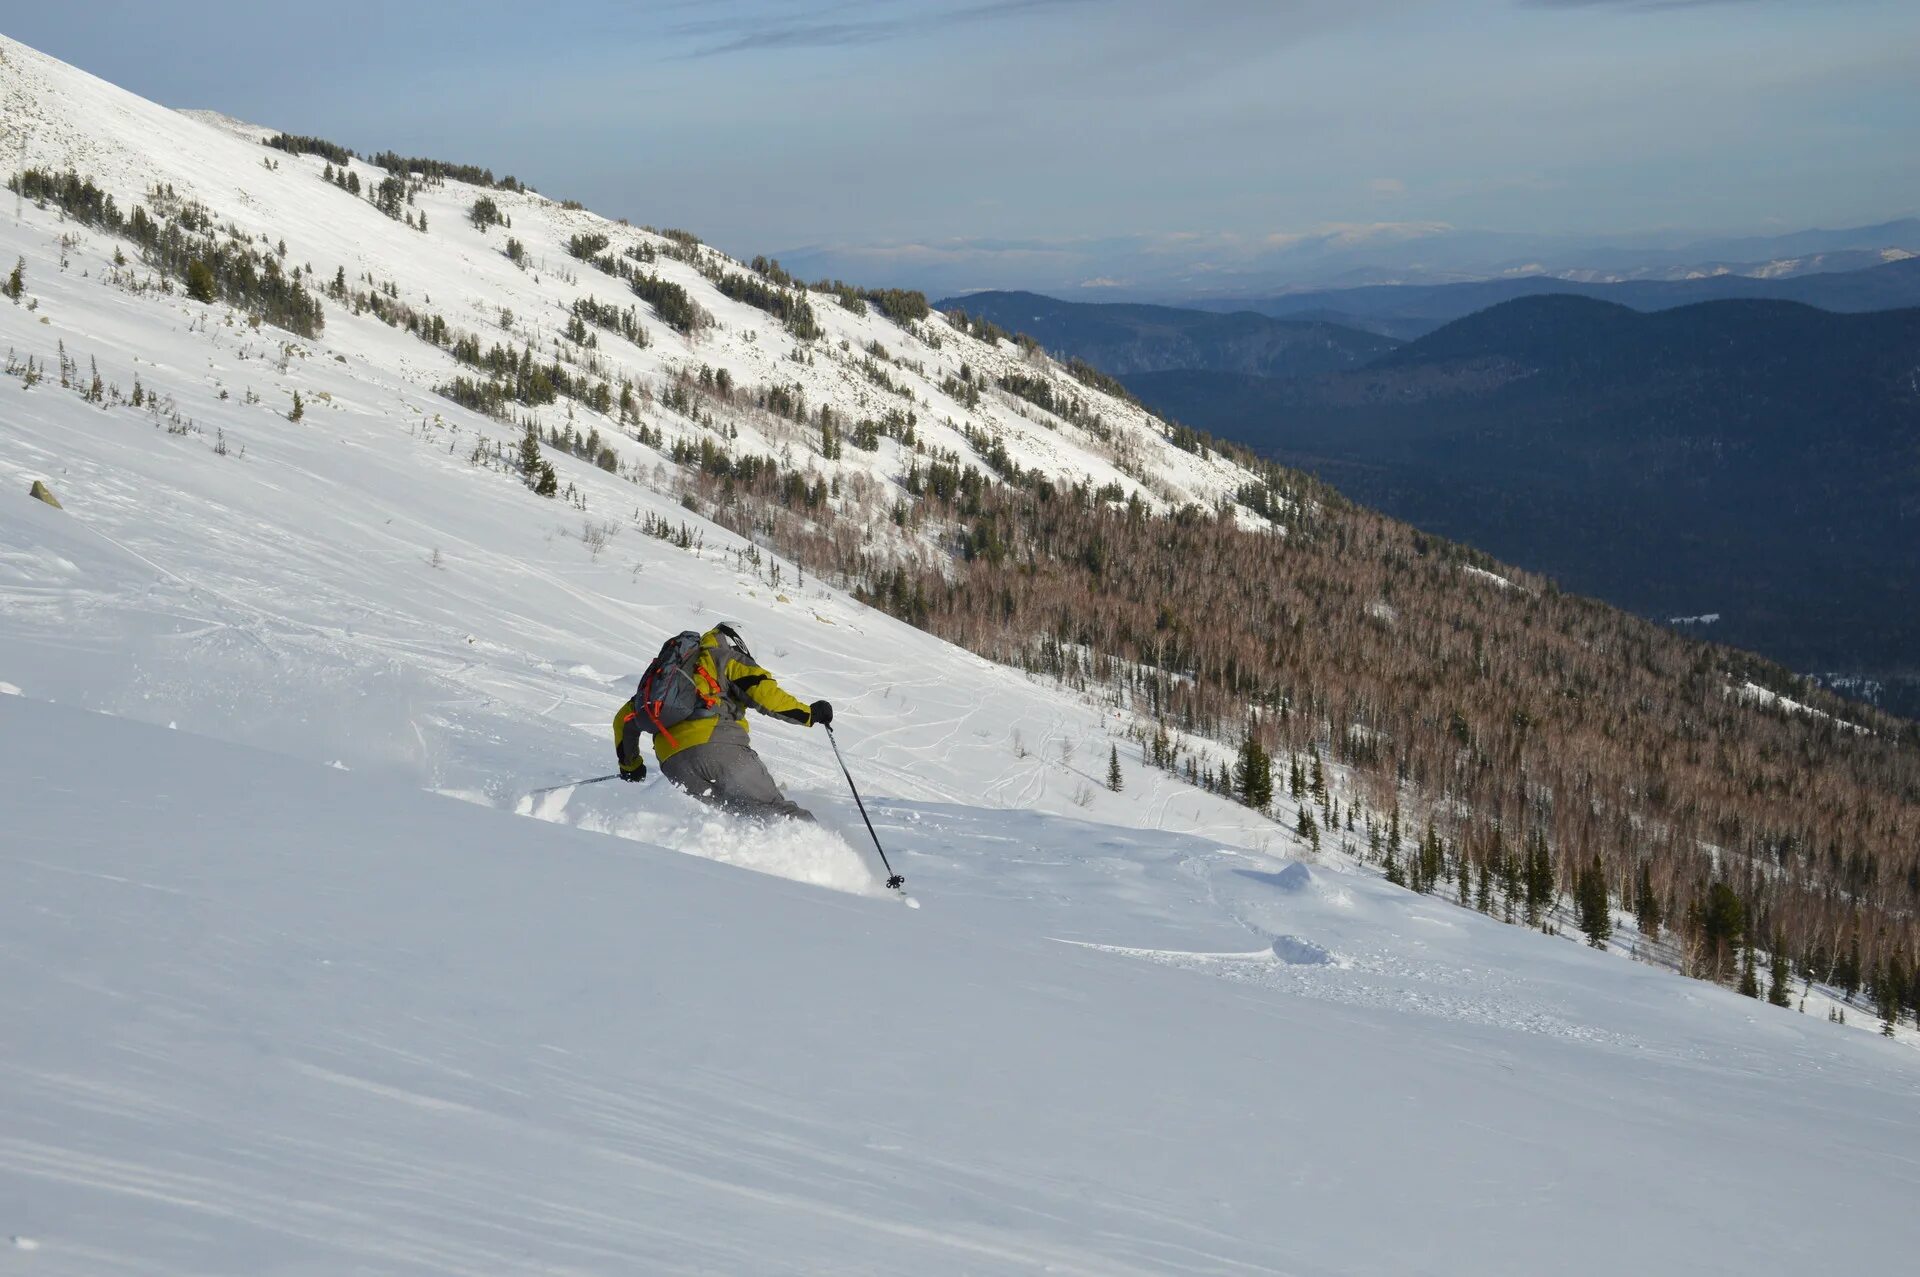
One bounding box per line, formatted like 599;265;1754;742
469;196;505;231
1767;937;1792;1008
372;174;406;220
288;390;304;422
1107;744;1123;793
1296;805;1317;849
1633;859;1662;941
1699;882;1747;983
1873;958;1908;1033
1524;828;1554;926
1384;839;1406;887
1417;823;1442;894
4;256;22;302
1234;725;1272;811
1575;855;1612;948
1739;943;1761;999
186;258;217;303
534;460;559;498
1836;940;1862;1002
1498;834;1521;923
517;423;544;487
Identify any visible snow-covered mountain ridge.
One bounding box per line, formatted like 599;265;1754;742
0;33;1249;529
3;33;1919;1272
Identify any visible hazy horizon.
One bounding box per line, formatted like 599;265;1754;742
5;1;1915;296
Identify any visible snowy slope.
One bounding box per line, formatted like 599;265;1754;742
3;32;1920;1274
0;27;1285;865
8;698;1920;1276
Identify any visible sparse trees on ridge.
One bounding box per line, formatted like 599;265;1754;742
10;170;323;335
469;196;507;231
265;132;351;165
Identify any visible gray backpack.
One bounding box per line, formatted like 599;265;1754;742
634;631;724;746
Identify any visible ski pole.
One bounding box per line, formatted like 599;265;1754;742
525;773;625;798
825;725;904;890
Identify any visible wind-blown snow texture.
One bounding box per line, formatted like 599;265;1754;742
2;33;1917;1275
11;702;1920;1275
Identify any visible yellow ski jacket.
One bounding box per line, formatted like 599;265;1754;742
613;628;814;773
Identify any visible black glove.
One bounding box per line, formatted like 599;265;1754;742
809;700;834;728
621;762;647;781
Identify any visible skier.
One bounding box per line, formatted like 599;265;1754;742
613;623;832;822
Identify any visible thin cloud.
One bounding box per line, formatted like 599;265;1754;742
1264;222;1453;250
1519;1;1763;9
675;0;1091;58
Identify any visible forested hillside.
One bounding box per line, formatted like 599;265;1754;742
936;290;1397;377
1120;295;1920;714
697;394;1920;1008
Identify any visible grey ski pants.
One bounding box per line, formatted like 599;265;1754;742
659;739;815;823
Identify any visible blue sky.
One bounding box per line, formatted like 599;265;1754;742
5;0;1916;294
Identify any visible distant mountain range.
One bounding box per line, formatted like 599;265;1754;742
935;291;1399;378
1184;254;1920;339
1125;295;1920;697
791;217;1920;301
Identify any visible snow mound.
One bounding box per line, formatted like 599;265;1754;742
173;108;275;142
1268;861;1315;892
1270;934;1338;966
